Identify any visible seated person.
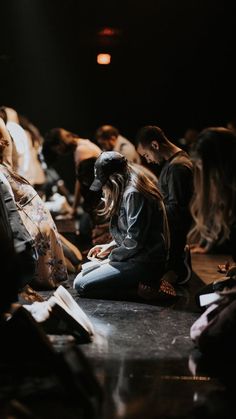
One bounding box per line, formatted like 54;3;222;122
73;151;170;299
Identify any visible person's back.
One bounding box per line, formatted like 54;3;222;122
159;150;193;281
43;128;101;214
109;182;167;266
159;150;193;235
74;138;101;167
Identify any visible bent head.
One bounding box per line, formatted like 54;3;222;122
44;127;78;155
136;125;168;164
95;125;119;151
89;151;128;217
90;151;128;192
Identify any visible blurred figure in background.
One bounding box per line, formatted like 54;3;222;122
0;115;68;290
43;128;107;251
177;127;199;153
95;125;140;164
226;117;236;134
189;127;236;261
18;114;46;190
0;106;31;179
44;127;101;215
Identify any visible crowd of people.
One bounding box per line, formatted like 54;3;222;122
1;106;236;386
0;107;235;298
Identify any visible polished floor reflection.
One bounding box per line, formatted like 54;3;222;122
1;254;235;418
74;254;234;419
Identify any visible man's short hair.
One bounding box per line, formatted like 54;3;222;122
136;125;167;147
95;125;119;141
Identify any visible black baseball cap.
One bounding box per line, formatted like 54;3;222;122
90;151;128;192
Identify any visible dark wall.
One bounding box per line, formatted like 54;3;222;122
1;0;236;142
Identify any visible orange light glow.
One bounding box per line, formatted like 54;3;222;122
97;53;111;65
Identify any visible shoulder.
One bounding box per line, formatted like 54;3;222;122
170;151;193;170
75;140;100;162
75;139;90;151
168;153;193;176
123;185;145;205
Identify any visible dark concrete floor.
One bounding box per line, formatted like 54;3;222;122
58;253;232;419
1;254;235;418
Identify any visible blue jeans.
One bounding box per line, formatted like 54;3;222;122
73;261;165;299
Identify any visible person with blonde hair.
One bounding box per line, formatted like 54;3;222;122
189;127;236;262
73;151;170;299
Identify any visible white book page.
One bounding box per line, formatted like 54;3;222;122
53;286;94;335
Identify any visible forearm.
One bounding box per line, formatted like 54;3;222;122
109;236;142;262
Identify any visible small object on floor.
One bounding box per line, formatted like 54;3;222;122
198;292;222;307
195;275;236;308
138;279;177;301
217;260;231;274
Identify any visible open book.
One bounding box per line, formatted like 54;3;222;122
24;286;94;342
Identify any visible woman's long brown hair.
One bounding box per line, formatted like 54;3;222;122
100;162;170;250
189;127;236;244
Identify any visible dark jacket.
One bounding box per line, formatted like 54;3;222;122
158;150;193;235
109;184;168;265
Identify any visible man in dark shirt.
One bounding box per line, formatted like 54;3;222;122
137;125;194;285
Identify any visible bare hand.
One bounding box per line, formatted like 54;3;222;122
87;244;111;259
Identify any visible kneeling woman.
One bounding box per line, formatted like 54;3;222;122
73;151;170;299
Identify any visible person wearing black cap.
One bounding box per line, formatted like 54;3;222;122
73;151;170;299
